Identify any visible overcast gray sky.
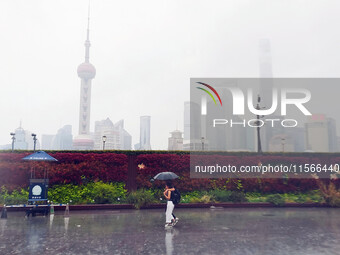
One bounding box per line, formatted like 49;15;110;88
0;0;339;149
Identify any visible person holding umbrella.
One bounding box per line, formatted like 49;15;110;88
164;181;176;228
153;172;180;228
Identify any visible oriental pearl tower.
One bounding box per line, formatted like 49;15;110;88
73;12;96;150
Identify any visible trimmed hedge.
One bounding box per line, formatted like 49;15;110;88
1;151;340;193
0;152;127;189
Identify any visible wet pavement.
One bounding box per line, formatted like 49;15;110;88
1;207;340;255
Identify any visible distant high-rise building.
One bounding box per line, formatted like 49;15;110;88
183;101;191;142
134;143;140;150
258;39;283;152
41;135;55;150
94;118;132;150
14;124;28;150
52;125;73;150
8;124;40;150
73;11;96;150
138;116;151;150
41;125;73;150
305;114;338;152
285;127;306;152
94;118;117;149
259;39;273;78
122;130;132;150
168;130;183;151
328;118;338;152
183;101;202;151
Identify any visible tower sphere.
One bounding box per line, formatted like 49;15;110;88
77;62;96;80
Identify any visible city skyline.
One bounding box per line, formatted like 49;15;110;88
1;1;340;149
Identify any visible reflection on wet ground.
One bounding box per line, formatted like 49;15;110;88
1;208;340;254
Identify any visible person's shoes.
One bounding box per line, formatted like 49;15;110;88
171;218;179;225
165;222;173;228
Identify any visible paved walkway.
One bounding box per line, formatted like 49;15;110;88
1;208;340;254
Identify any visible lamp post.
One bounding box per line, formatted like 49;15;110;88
281;137;286;153
102;135;107;151
256;95;263;153
10;132;15;152
201;137;205;151
31;133;37;152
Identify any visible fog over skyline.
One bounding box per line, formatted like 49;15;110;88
1;0;340;149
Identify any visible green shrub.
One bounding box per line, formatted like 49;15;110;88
246;192;266;203
294;194;307;204
126;189;156;209
229;191;247;203
307;190;323;203
150;189;166;203
178;191;200;203
0;186;8;204
190;194;213;203
180;194;195;203
92;182;127;204
49;184;84;204
266;194;285;206
48;182;127;204
209;190;247;203
0;187;28;205
209;189;232;202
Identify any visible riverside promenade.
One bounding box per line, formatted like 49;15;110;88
1;207;340;255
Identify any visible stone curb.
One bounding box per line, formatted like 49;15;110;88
0;202;331;212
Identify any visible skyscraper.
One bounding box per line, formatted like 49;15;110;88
305;114;338;152
10;123;40;150
168;130;183;151
259;39;273;78
41;125;73;150
41;135;54;150
73;10;96;150
93;118;132;150
13;124;28;150
258;39;282;151
139;116;151;150
183;101;201;151
52;125;73;150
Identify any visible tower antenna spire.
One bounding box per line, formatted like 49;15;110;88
84;0;91;62
87;0;90;40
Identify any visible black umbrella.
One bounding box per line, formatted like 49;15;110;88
153;172;179;181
